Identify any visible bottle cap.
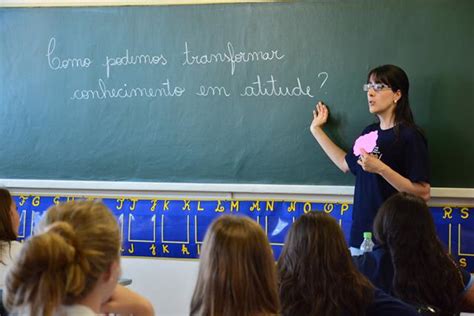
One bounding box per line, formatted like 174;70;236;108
363;232;372;239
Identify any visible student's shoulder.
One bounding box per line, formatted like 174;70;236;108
0;240;22;261
352;250;377;270
353;247;390;280
9;240;23;257
57;304;97;316
10;240;22;249
368;288;418;316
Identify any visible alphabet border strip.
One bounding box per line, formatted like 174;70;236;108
14;195;473;272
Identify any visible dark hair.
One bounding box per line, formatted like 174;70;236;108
374;192;464;315
0;188;18;263
278;212;373;316
191;215;279;316
368;64;421;134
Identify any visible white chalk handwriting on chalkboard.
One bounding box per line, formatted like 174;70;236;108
46;37;327;101
70;79;185;100
103;50;168;79
182;42;285;75
47;37;92;70
240;75;314;97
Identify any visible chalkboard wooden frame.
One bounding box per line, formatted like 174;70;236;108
0;0;277;8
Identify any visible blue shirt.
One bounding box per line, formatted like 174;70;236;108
365;288;418;316
338;287;417;316
353;245;395;294
345;123;430;247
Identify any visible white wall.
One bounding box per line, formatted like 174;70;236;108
121;258;199;315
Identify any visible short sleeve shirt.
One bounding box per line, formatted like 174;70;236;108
345;124;430;247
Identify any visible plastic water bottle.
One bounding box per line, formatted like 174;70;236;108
360;232;375;253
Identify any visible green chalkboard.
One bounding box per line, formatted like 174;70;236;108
1;0;473;187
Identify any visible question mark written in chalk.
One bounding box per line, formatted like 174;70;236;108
318;72;329;88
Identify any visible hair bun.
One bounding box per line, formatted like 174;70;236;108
44;222;79;251
43;221;90;295
10;221;80;285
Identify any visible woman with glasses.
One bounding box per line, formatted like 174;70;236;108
310;64;430;254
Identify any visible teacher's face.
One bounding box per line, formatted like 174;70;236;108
366;76;400;117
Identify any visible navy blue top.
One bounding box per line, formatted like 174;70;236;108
353;245;395;294
364;288;418;316
345;123;430;247
339;287;417;316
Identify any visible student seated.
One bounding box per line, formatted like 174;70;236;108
0;188;21;283
353;192;474;315
190;215;279;316
3;200;154;316
278;212;417;316
0;188;21;315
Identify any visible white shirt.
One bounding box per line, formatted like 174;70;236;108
14;304;98;316
54;304;97;316
0;241;22;288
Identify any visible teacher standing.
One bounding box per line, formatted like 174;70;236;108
310;65;430;254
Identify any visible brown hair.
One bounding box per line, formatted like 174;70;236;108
4;200;121;316
190;215;279;316
0;188;18;263
374;192;464;314
278;212;374;316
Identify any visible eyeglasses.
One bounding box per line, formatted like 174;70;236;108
363;83;391;92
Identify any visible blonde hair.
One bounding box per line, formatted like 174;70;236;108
190;215;279;316
4;200;120;316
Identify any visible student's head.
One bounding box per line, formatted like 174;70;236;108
190;215;279;316
367;64;414;126
0;188;19;242
4;200;121;316
374;192;464;313
374;192;437;248
278;212;373;316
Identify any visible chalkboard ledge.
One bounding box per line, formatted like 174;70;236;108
0;179;472;205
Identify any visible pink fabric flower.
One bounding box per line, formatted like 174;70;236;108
353;130;378;156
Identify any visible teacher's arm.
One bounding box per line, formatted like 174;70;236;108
358;149;431;201
310;102;350;173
